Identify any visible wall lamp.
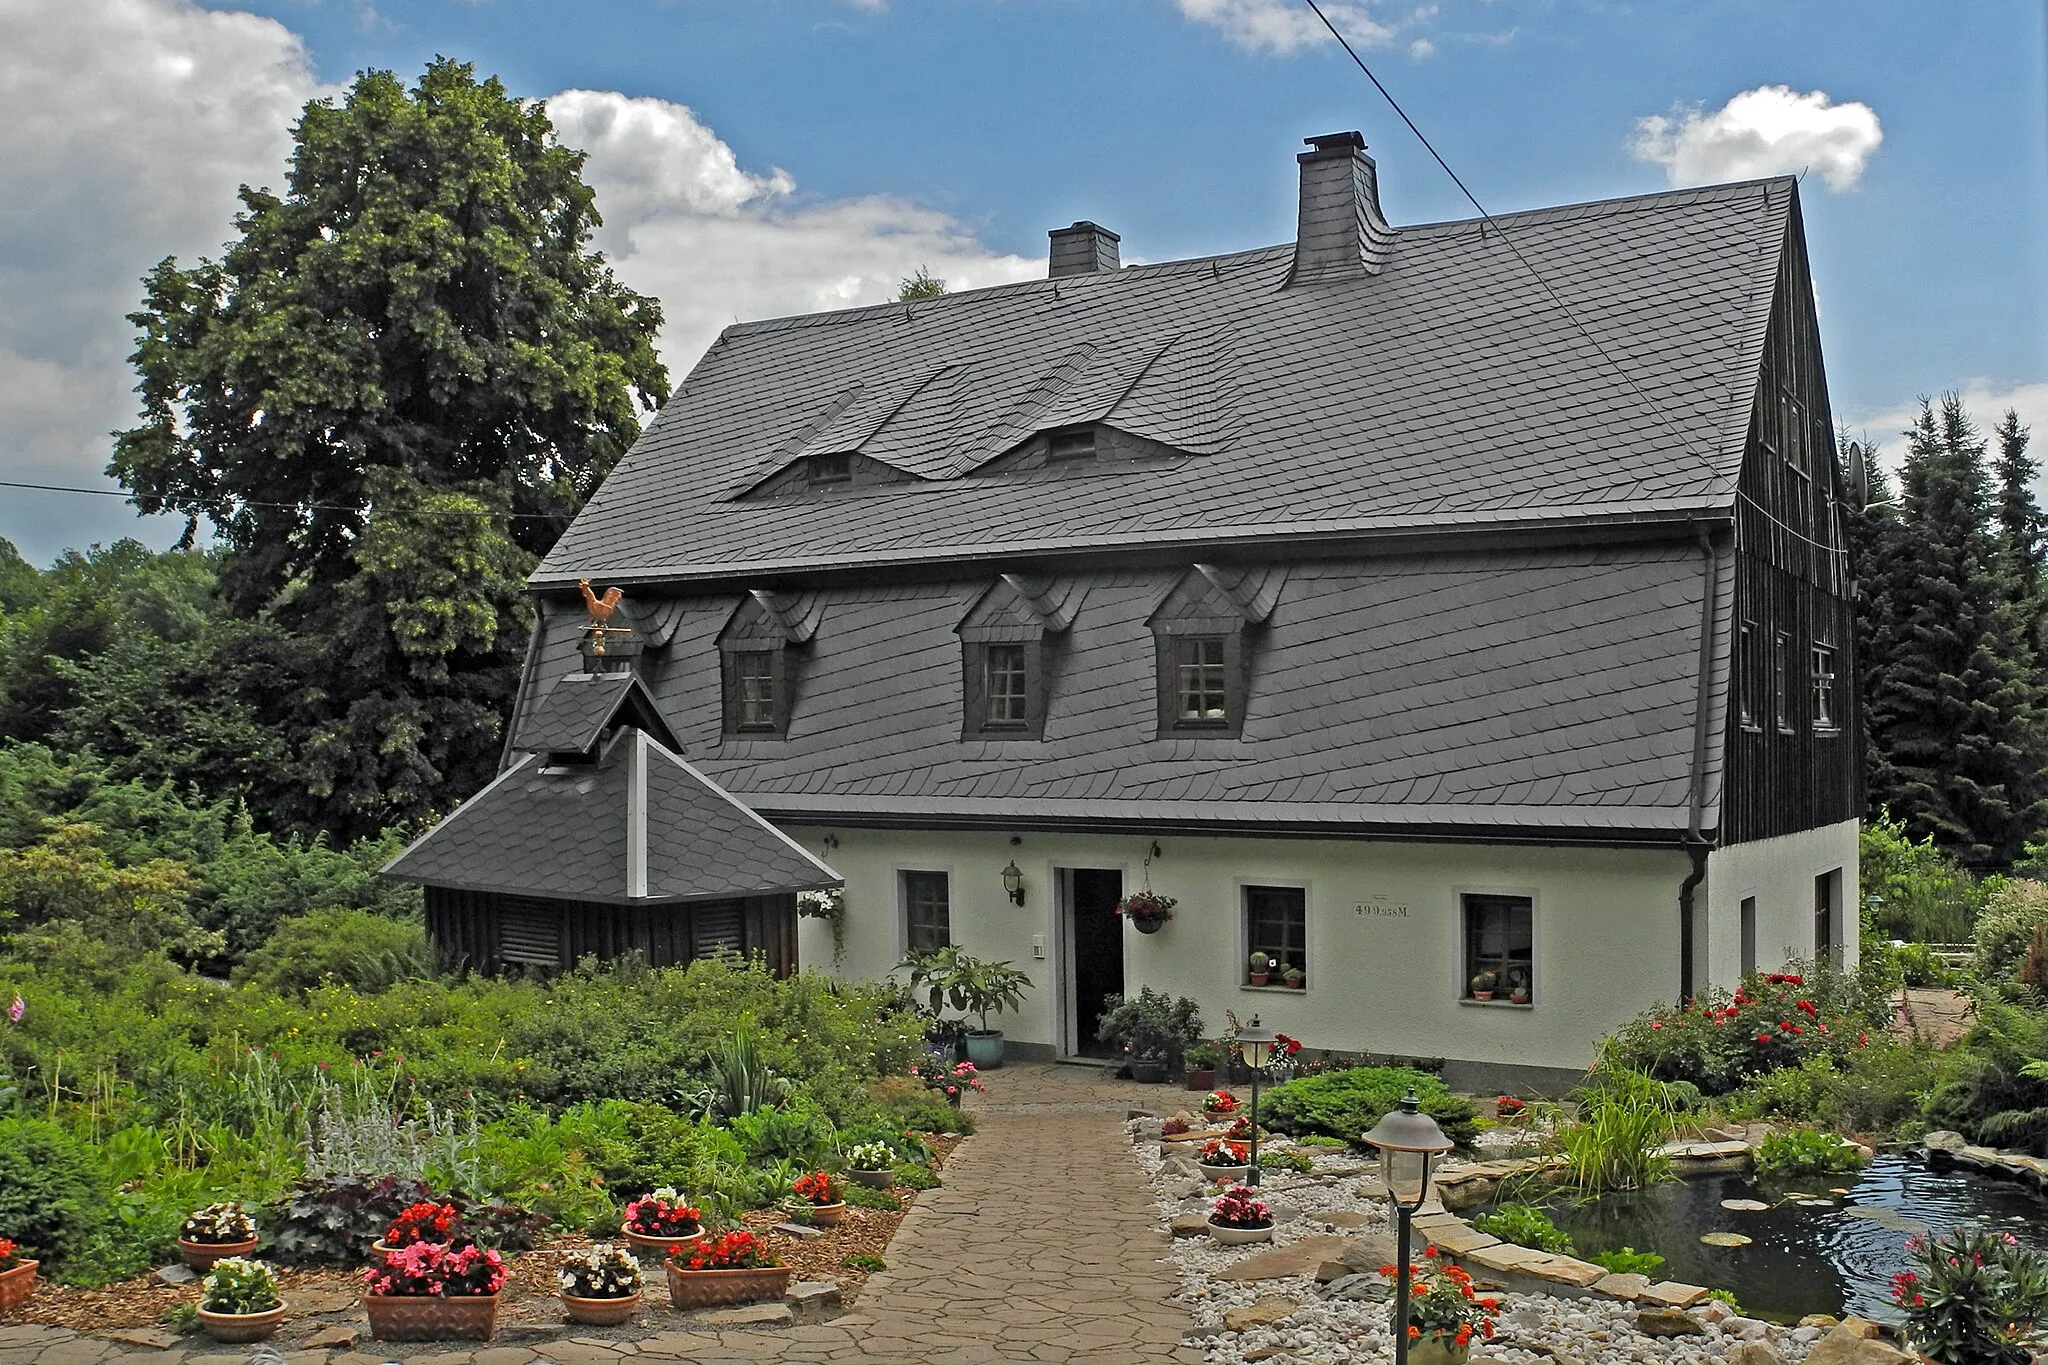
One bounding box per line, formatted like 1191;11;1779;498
1001;860;1026;907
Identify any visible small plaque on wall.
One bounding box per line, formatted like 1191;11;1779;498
1354;896;1409;920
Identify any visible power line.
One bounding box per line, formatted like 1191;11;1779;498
0;478;568;520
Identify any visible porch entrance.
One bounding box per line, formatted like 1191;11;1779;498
1059;867;1125;1059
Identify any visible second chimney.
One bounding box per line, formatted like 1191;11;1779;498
1049;221;1121;278
1289;131;1393;285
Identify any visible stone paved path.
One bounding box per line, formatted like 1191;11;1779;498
0;1064;1192;1365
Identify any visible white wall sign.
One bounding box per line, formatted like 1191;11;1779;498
1355;897;1409;920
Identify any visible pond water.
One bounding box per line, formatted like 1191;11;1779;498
1479;1154;2048;1324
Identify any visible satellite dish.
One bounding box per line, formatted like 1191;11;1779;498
1846;440;1868;511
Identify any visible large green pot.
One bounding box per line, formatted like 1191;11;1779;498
964;1030;1005;1069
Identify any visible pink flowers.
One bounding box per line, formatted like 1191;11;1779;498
364;1241;506;1298
6;996;22;1024
1210;1185;1272;1229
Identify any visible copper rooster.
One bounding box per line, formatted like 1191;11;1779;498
578;578;624;623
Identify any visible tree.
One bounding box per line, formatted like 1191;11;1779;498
898;266;948;301
1990;409;2043;639
110;60;666;837
1863;396;2048;868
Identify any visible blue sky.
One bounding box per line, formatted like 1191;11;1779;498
1;0;2043;563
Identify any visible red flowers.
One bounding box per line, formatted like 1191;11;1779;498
0;1239;17;1271
791;1171;840;1206
385;1202;461;1249
1199;1138;1251;1165
1203;1090;1240;1114
624;1189;702;1238
1274;1032;1304;1057
1209;1185;1272;1229
1378;1248;1495;1347
683;1230;782;1271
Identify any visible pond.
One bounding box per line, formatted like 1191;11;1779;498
1479;1154;2048;1324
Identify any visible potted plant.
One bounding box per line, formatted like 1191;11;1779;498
1469;970;1497;1001
1206;1184;1275;1246
1376;1247;1498;1365
1202;1089;1239;1117
195;1257;288;1343
1893;1228;2048;1365
621;1187;703;1257
788;1171;846;1228
1248;951;1272;987
844;1142;896;1190
362;1241;507;1341
1283;965;1306;989
0;1239;38;1313
374;1200;461;1257
1115;889;1178;935
1195;1138;1252;1182
558;1244;644;1326
1505;967;1530;1005
911;1053;988;1107
1097;987;1205;1082
178;1201;259;1272
898;946;1034;1069
666;1230;792;1310
1183;1041;1220;1091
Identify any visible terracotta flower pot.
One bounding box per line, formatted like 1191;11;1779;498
664;1261;793;1310
794;1201;846;1228
196;1303;287;1343
0;1260;39;1313
178;1236;259;1273
560;1291;642;1326
1249;973;1270;987
1206;1218;1275;1246
846;1168;893;1190
621;1225;702;1259
369;1239;394;1259
1471;990;1495;1001
364;1292;499;1342
1411;1337;1472;1365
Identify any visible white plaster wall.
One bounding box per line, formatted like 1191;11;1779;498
1701;818;1861;989
782;824;1695;1073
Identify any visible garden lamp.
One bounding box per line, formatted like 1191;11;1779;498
1236;1016;1277;1186
1001;860;1025;907
1364;1092;1454;1365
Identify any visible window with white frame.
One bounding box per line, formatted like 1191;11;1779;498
902;871;951;955
1243;885;1306;985
1463;894;1534;1002
1811;643;1838;732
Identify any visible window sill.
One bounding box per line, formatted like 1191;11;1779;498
1459;998;1534;1010
1241;983;1309;994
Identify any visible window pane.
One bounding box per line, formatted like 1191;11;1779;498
1176;636;1229;722
982;644;1028;728
1047;428;1096;462
1244;885;1306;981
1463;895;1533;1001
1811;645;1836;730
731;651;776;731
1773;634;1791;731
903;871;950;954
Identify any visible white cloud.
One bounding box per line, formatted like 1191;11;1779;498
0;1;1033;562
1174;0;1393;54
1631;86;1882;192
1849;380;2048;470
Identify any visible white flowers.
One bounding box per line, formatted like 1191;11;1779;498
559;1243;642;1299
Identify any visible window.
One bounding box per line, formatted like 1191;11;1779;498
1046;427;1096;462
1773;632;1793;733
1740;896;1758;977
1738;622;1758;730
716;595;804;739
902;871;951;955
1814;870;1840;966
807;452;852;486
1244;885;1305;985
1811;644;1838;732
726;651;777;732
1463;894;1534;1003
981;644;1028;729
1174;636;1230;725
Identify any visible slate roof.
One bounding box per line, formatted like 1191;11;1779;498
385;726;841;903
508;542;1730;840
533;177;1794;587
517;671;647;753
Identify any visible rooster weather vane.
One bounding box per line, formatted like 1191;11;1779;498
578;578;629;657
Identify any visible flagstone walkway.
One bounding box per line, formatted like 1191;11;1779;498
0;1064;1194;1365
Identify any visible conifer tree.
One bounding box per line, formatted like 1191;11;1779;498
1990;409;2043;635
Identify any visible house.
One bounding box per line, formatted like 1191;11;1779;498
410;132;1861;1088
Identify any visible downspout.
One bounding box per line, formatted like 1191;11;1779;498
1679;525;1722;1004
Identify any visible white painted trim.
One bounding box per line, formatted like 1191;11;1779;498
1451;883;1541;1007
625;731;648;900
1051;862;1130;1059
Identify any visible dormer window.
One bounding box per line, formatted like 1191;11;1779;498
1146;564;1285;740
807;452;852;486
1046;427;1096;462
716;590;817;739
1173;636;1230;725
981;644;1030;729
956;576;1078;740
727;650;778;732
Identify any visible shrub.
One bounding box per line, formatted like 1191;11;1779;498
268;1174;434;1265
881;1089;975;1135
1605;966;1871;1094
1975;881;2048;981
1258;1149;1314;1173
1590;1247;1666;1276
892;1163;940;1190
1473;1203;1573;1253
1560;1067;1674;1194
1864;812;1985;944
1259;1066;1481;1149
1893;1228;2048;1365
233;908;429;994
839;1183;899;1211
843;1252;886;1271
0;1117;104;1275
1896;942;1956;989
1924;1001;2048;1155
1754;1128;1868;1176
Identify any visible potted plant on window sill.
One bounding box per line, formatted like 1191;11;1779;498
1282;966;1305;989
195;1257;288;1343
557;1244;643;1326
362;1241;507;1341
178;1201;260;1272
1469;970;1498;1002
1115;889;1177;935
1247;951;1272;987
1505;968;1531;1005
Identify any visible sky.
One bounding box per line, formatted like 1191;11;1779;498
1;0;2043;565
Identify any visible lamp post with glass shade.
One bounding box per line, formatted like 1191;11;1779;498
1363;1091;1453;1365
1234;1016;1277;1186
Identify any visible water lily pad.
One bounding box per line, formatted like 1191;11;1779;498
1721;1198;1771;1212
1701;1231;1754;1247
1794;1198;1836;1208
1829;1187;1852;1195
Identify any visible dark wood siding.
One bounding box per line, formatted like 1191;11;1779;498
1724;207;1862;845
425;887;799;977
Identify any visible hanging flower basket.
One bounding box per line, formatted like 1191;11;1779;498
1115;891;1178;934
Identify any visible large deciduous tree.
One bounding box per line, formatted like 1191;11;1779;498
110;59;666;838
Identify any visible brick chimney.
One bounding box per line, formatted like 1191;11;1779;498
1048;221;1121;278
1289;132;1393;285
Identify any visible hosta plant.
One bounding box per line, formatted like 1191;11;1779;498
558;1244;642;1299
623;1187;701;1238
364;1241;507;1298
1894;1229;2048;1365
200;1258;281;1315
182;1203;257;1244
679;1230;782;1271
1209;1185;1272;1229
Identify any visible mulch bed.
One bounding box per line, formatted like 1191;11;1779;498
2;1134;962;1336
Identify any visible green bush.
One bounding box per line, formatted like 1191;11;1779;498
1259;1066;1480;1149
1604;966;1871;1094
882;1090;975;1135
1896;942;1956;989
1754;1128;1868;1176
839;1183;899;1211
1473;1203;1572;1253
892;1163;940;1191
1590;1246;1665;1275
1864;812;1985;945
0;1118;106;1275
1257;1149;1314;1173
1975;881;2048;981
234;907;430;994
1924;1000;2048;1155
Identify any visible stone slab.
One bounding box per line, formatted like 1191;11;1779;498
1594;1272;1654;1300
1522;1254;1608;1289
1462;1241;1549;1274
1222;1235;1357;1282
692;1304;793;1327
1423;1223;1502;1256
1222;1298;1298;1333
1637;1309;1705;1338
96;1333;178;1351
1639;1281;1712;1309
302;1328;360;1351
1318;1211;1380;1230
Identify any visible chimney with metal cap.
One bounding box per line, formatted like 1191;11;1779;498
1048;221;1121;278
1289;131;1393;285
